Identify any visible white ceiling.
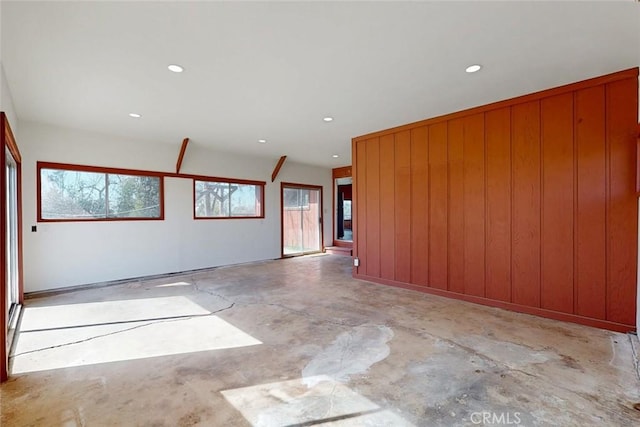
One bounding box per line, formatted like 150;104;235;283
1;1;639;168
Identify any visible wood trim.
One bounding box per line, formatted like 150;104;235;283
354;67;639;142
280;182;324;257
0;115;6;382
637;122;640;195
36;162;268;222
37;162;166;222
280;182;325;191
354;273;634;333
0;112;22;382
332;166;352;179
332;165;353;246
178;173;265;187
271;156;287;182
2;113;21;163
175;137;190;174
351;141;358;276
38;162;267;186
332;173;335;246
17;162;23;304
191;177;265;220
332;240;352;248
280;182;284;257
38;161;166;178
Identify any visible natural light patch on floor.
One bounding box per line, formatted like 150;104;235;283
11;297;262;374
154;281;192;288
221;375;414;426
20;296;210;330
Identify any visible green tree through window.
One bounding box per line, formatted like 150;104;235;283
40;166;162;220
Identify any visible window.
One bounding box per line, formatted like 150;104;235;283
283;187;310;210
38;163;163;221
343;200;352;220
194;179;264;219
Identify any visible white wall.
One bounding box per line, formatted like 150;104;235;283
0;62;18;136
0;1;18;134
20;121;333;292
0;62;17;131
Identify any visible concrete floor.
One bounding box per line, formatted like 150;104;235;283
2;254;640;426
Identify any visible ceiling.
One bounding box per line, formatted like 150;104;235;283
1;1;639;168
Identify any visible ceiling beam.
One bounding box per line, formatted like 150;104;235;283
271;155;287;182
175;137;190;174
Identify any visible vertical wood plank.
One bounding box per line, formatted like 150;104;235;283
606;77;638;325
463;113;485;297
366;138;381;278
575;86;607;319
379;134;396;281
356;140;367;275
448;118;465;294
511;101;541;307
428;122;448;290
485;107;512;302
411;126;429;286
395;130;412;282
541;93;574;313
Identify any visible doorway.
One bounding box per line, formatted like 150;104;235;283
281;183;323;256
336;179;352;242
331;166;353;251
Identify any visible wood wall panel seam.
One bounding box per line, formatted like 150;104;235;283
572;92;578;316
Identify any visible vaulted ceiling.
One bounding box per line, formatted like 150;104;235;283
2;1;639;167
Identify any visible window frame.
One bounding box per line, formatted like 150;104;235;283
193;176;265;220
37;162;165;222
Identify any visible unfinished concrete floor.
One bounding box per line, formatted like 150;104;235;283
2;254;640;426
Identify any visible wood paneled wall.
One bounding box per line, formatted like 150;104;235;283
352;68;639;332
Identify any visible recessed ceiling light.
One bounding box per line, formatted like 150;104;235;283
323;117;334;122
258;139;267;144
465;64;482;73
332;154;339;158
128;113;142;118
168;64;184;73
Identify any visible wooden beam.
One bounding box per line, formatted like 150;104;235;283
175;137;190;174
271;155;287;182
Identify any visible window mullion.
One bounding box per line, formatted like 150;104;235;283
105;174;109;218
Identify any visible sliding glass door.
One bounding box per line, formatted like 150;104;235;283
1;113;22;382
281;184;323;256
6;148;18;324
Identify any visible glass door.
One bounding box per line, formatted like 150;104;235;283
5;148;18;325
282;184;322;256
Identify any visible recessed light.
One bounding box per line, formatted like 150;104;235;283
323;117;334;122
258;139;267;144
128;113;142;118
168;64;184;73
332;154;339;158
465;64;482;73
